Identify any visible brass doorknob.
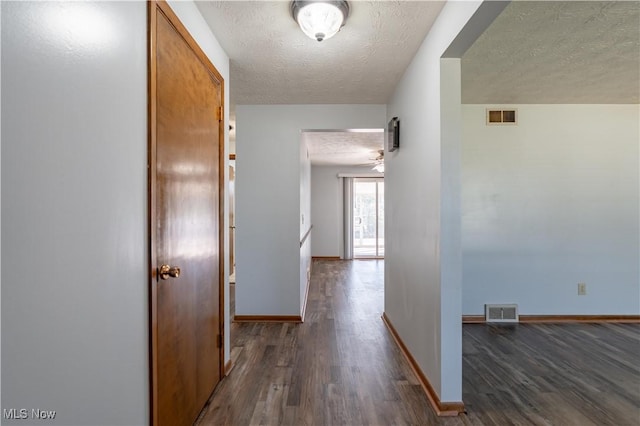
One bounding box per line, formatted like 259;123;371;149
159;264;181;280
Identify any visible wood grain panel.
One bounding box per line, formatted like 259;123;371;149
382;313;465;416
519;315;640;323
233;315;303;323
224;359;234;376
197;260;640;425
149;2;225;425
461;315;485;324
462;322;640;425
463;315;640;324
199;260;461;425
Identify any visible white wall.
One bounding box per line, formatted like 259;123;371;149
1;1;4;409
311;165;383;257
385;1;484;404
2;2;148;424
439;58;464;401
300;138;312;309
462;104;640;315
300;140;311;240
235;105;386;316
1;1;229;424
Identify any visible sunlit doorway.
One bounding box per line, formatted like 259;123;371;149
353;178;384;258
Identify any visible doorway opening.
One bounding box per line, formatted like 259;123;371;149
229;159;236;319
353;178;384;258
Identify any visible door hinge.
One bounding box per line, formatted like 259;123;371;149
216;106;223;122
217;334;222;348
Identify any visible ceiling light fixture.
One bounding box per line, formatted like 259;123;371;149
371;150;384;173
372;163;384;173
291;1;350;42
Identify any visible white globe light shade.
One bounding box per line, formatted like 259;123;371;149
292;1;349;42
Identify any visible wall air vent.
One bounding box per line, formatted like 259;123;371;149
485;304;519;323
486;109;517;125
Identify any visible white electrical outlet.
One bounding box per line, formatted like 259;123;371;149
578;282;587;296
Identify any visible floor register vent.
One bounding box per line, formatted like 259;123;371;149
485;304;519;323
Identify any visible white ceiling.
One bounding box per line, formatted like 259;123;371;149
198;0;640;165
196;1;445;105
302;130;384;166
462;1;640;104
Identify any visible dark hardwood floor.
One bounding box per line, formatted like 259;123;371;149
463;323;640;425
198;260;640;425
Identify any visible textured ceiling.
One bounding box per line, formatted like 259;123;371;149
462;1;640;104
200;0;640;163
196;1;445;105
303;131;383;166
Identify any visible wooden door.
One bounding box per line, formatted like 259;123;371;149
149;2;224;425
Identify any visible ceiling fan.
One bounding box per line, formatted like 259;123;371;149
358;149;384;172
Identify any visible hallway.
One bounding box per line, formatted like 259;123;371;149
197;259;452;424
197;260;640;425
